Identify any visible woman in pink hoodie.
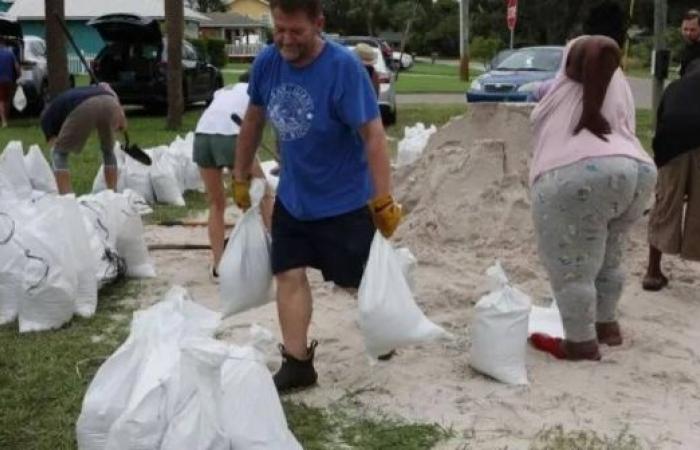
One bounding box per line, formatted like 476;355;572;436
528;2;656;361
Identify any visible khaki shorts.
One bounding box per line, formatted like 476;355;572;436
54;95;122;156
648;147;700;260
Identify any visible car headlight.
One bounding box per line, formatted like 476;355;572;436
517;81;540;92
470;79;482;91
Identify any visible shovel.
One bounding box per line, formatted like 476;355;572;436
121;131;152;166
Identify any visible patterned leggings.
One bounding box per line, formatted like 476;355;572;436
532;156;657;342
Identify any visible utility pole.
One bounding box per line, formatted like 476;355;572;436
652;0;668;126
459;0;470;81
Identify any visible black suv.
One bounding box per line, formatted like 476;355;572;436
87;14;223;108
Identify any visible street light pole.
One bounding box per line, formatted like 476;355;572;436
459;0;470;81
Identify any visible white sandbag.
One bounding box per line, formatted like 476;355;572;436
123;156;154;204
261;160;280;191
24;145;58;194
396;122;436;167
0;141;32;200
92;145;127;193
181;133;204;192
13;84;27;111
0;210;25;324
528;298;564;339
358;233;448;359
396;247;417;292
116;211;156;279
15;201;78;332
220;346;302;450
219;179;272;316
469;262;531;385
78;196;124;286
121;189;153;216
54;196;99;317
160;338;229;450
78;287;220;450
150;158;185;206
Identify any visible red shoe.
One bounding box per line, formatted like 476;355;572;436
530;333;601;361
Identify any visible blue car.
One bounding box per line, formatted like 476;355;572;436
467;46;564;103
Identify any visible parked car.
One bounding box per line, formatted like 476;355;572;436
87;14;223;108
330;36;397;125
466;46;564;103
1;13;73;113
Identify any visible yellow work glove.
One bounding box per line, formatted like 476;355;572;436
232;178;252;211
369;194;402;238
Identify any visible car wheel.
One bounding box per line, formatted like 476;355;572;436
382;107;397;126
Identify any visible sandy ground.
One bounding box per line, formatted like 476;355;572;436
140;104;700;449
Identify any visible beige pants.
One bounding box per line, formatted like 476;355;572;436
648;147;700;261
54;95;121;156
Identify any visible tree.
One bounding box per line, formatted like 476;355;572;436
45;0;70;99
192;0;228;13
165;0;185;129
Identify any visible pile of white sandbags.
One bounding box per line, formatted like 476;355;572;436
93;132;204;206
396;122;437;167
76;286;301;450
0;141;156;332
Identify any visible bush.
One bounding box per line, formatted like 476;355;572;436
470;36;505;62
187;38;227;68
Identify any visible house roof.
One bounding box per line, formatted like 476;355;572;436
8;0;209;22
201;12;266;28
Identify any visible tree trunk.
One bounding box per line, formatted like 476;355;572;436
165;0;184;130
45;0;70;99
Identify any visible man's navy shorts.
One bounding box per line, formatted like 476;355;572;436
271;199;375;289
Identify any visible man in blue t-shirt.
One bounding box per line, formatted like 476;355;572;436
0;37;20;128
233;0;401;392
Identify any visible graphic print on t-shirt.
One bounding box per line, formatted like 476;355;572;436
268;83;314;141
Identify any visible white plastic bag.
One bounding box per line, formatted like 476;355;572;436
13;84;27;112
358;233;448;359
0;141;32;200
24;145;58;194
219;179;272;316
528;298;564;338
395;247;417;292
15;200;78;332
469;262;531;385
160;338;229;450
396;122;436;167
0;210;25;324
123;155;154;204
220;346;302;450
150;157;185;206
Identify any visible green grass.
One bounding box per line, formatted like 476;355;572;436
396;62;477;93
530;425;643;450
0;280;144;450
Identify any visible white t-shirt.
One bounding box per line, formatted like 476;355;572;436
195;82;249;135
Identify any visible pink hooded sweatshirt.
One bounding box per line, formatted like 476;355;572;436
529;37;653;186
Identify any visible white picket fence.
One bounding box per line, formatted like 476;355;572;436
225;43;264;58
68;52;96;75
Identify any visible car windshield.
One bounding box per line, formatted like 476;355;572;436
495;48;562;72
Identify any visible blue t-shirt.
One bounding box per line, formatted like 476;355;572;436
249;40;380;220
0;46;17;83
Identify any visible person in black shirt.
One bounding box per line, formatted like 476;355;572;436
41;83;126;194
679;9;700;76
643;57;700;290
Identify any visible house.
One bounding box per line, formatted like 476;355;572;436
199;12;269;59
224;0;271;26
7;0;208;56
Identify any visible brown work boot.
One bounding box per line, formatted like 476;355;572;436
596;321;623;346
273;340;318;393
530;333;601;361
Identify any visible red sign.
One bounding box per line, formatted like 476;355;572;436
507;0;518;31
